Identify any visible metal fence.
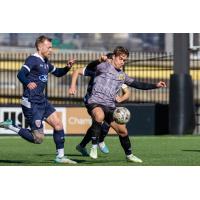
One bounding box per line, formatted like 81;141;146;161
0;52;173;105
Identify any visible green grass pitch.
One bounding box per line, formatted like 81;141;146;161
1;135;200;166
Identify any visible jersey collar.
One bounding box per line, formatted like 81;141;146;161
33;53;45;62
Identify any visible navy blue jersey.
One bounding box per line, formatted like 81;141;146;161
17;53;70;103
19;53;55;103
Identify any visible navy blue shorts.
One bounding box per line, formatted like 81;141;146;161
21;99;56;131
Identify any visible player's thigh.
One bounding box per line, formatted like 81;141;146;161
110;121;128;136
44;101;62;130
21;105;33;126
22;103;44;130
46;111;63;130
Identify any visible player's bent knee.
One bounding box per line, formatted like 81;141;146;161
95;116;104;122
53;121;63;131
118;129;128;137
92;108;104;122
93;112;104;122
118;132;128;137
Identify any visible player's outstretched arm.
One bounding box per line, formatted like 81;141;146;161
128;79;167;90
69;68;84;95
52;58;76;77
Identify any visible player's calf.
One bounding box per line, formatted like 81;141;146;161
32;130;44;144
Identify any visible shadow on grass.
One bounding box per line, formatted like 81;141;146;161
36;153;81;157
34;154;131;165
35;154;55;157
0;160;29;164
35;154;90;164
67;153;89;157
182;149;200;152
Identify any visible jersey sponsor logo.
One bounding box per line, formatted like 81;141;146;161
39;75;48;82
35;120;42;128
118;74;125;80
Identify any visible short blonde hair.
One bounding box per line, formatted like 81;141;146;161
35;35;52;50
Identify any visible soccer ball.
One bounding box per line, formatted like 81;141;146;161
113;107;131;124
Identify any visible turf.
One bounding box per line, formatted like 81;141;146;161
1;135;200;166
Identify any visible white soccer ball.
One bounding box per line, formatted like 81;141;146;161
113;107;131;124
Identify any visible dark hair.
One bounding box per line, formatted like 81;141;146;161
113;46;129;57
35;35;52;50
106;52;113;59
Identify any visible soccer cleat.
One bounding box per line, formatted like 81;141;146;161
54;156;77;164
89;146;98;159
126;154;143;163
76;144;89;156
98;142;109;154
0;119;13;129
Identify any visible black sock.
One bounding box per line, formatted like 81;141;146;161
90;120;102;145
99;122;110;143
80;127;92;148
119;135;132;156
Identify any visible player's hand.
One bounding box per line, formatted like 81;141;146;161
156;81;166;88
67;59;76;68
99;55;107;62
27;82;37;90
69;85;77;95
115;95;124;103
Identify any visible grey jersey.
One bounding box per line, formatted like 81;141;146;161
88;62;134;108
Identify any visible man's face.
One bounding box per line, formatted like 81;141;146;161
112;53;128;69
38;40;53;58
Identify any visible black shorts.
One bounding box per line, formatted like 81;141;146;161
86;103;115;125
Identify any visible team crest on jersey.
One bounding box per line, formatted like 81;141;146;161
118;74;125;80
35;120;41;128
39;75;48;82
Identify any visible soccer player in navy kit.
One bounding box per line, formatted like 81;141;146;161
0;35;76;164
86;46;166;162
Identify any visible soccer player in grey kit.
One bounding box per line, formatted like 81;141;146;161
69;53;130;156
86;46;166;162
0;35;76;164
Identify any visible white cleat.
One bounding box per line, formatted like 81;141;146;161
54;156;77;164
126;154;143;163
98;142;109;154
89;146;98;159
